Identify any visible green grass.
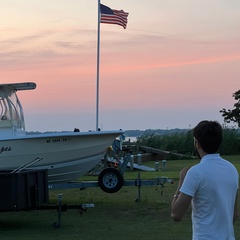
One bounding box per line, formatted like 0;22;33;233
0;156;239;240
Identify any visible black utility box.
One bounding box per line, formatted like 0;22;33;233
0;169;49;211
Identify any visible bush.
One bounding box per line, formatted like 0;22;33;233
137;128;240;156
220;127;240;155
137;130;194;155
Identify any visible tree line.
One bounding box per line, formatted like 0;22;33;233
129;89;240;156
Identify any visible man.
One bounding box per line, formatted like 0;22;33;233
171;120;239;239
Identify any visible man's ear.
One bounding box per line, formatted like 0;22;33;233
194;138;198;148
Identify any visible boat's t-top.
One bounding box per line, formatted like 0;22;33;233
0;82;36;136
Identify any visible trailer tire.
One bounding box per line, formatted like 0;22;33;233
98;167;124;193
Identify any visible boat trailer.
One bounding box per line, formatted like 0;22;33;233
48;152;173;197
0;153;173;228
47;171;173;228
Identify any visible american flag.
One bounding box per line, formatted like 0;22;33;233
100;4;129;29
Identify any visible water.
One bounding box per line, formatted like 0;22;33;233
125;136;137;142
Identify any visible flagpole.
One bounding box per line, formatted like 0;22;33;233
96;0;101;131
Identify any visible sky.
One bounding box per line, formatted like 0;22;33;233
1;0;240;132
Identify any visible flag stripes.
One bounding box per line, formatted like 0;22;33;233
100;4;129;29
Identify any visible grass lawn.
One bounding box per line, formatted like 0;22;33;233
0;156;239;240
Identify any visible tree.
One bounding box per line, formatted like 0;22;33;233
220;90;240;127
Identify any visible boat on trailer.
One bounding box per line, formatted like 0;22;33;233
0;82;123;183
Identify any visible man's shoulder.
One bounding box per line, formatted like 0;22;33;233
186;164;202;177
220;157;238;171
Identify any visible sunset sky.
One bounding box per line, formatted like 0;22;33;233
1;0;240;132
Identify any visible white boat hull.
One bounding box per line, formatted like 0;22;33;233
0;130;123;183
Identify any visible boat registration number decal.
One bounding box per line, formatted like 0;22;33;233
46;138;71;143
0;146;11;154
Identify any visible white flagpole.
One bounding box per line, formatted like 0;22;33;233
96;0;101;131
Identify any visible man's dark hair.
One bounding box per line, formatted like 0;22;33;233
193;120;222;154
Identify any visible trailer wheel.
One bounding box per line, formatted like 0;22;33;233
98;167;124;193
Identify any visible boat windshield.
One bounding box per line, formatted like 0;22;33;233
0;86;25;129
